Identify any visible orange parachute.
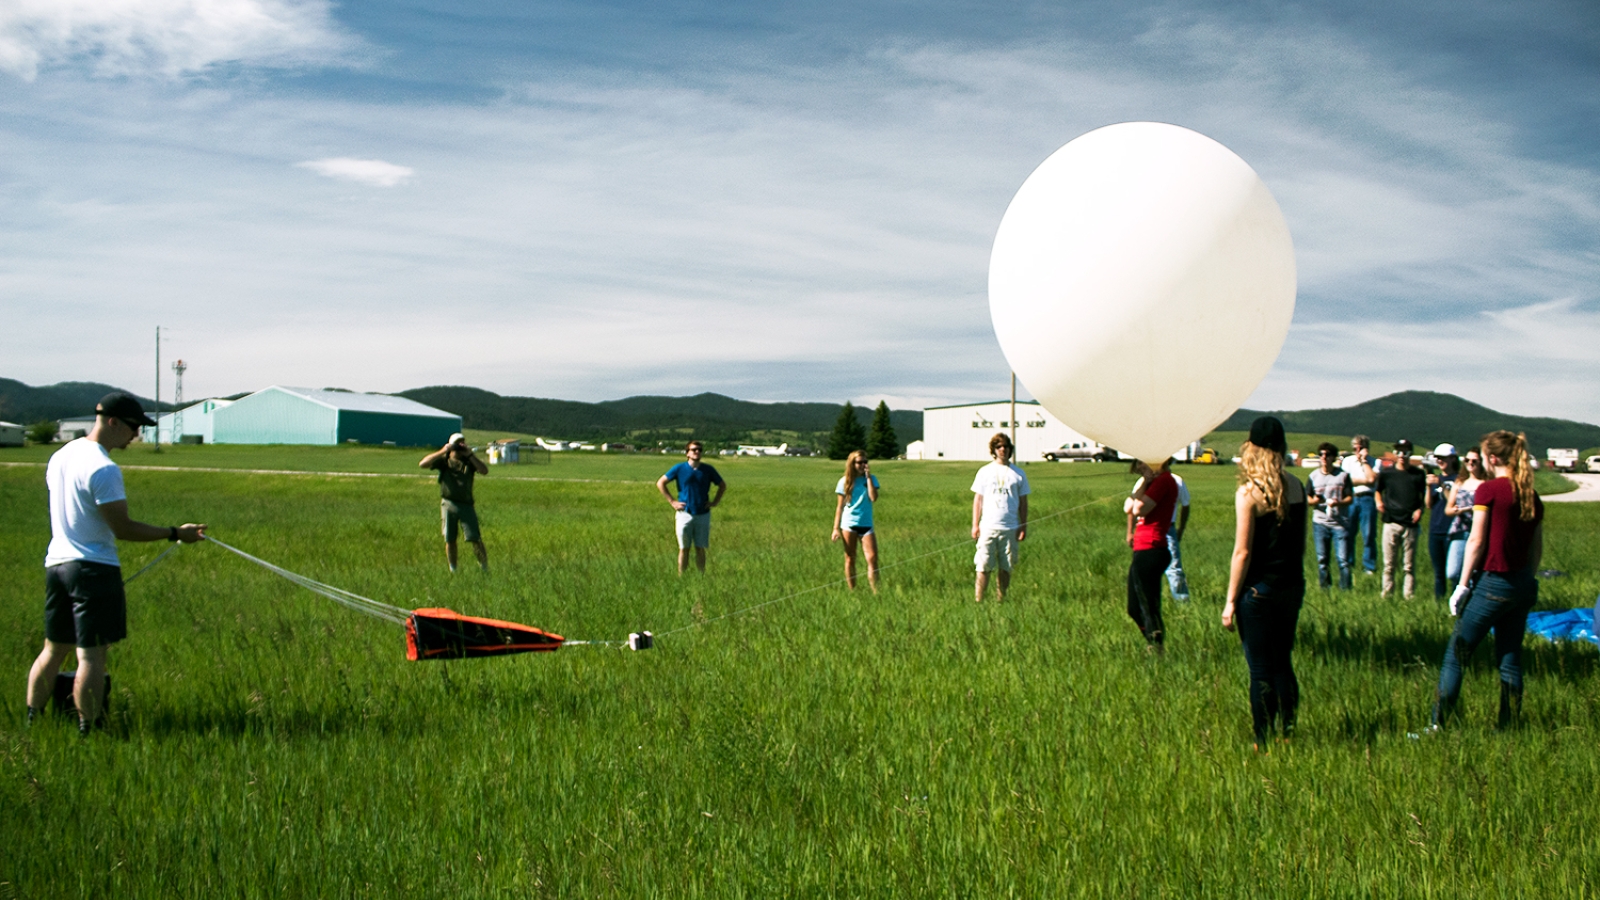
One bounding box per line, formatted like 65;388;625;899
405;608;565;660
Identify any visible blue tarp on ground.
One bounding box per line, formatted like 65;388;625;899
1525;608;1598;646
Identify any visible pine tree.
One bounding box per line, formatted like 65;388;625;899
827;401;867;459
866;401;898;459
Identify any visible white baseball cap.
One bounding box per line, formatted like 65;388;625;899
1433;443;1457;457
449;432;465;445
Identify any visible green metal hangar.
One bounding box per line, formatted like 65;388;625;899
212;386;461;446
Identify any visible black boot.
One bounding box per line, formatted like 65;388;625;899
1496;681;1522;730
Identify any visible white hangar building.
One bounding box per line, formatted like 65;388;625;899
909;400;1108;462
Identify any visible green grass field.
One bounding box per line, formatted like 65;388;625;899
2;445;1598;897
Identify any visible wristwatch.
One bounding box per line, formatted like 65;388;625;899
168;526;179;542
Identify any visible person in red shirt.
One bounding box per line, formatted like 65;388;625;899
1126;458;1178;650
1432;430;1544;730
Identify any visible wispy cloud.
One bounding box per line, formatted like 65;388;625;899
1;5;1597;425
1252;296;1600;421
296;157;414;187
0;0;355;80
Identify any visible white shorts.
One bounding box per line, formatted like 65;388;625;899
975;528;1019;572
675;511;711;549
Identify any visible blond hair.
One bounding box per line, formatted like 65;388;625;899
1481;430;1537;521
842;450;868;497
1237;441;1288;522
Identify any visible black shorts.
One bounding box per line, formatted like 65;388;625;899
45;561;127;648
848;525;873;536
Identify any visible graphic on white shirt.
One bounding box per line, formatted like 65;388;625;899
971;462;1031;531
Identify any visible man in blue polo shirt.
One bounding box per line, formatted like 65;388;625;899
656;440;727;573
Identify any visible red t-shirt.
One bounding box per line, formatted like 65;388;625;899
1474;477;1543;573
1133;472;1178;551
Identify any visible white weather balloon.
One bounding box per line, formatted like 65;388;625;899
988;122;1296;463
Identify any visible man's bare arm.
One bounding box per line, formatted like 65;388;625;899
98;501;206;543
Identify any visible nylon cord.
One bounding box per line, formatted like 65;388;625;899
204;536;412;625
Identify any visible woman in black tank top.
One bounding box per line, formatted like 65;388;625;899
1222;417;1309;747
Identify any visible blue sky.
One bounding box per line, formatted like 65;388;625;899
2;0;1597;423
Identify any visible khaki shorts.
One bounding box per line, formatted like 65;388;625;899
675;511;711;549
441;500;481;543
975;528;1019;573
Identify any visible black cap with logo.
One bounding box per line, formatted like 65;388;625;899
97;392;157;427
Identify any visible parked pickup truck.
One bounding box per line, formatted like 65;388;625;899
1043;442;1118;462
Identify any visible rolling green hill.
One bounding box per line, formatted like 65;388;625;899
397;386;922;448
1217;391;1600;455
0;377;167;424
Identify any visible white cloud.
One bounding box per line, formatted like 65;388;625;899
295;157;415;187
0;0;354;80
1;13;1597;425
1246;296;1600;421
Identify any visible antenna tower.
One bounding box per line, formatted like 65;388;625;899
171;359;187;443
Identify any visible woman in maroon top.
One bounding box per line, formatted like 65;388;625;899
1126;458;1178;650
1432;430;1544;729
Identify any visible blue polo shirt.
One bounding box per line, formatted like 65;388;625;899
664;462;723;515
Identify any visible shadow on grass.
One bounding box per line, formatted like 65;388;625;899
1301;618;1597;680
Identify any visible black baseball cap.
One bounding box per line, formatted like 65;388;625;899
97;392;157;427
1395;438;1414;452
1247;416;1288;455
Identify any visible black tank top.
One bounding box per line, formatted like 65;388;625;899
1245;473;1307;591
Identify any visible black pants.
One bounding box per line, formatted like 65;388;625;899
1428;532;1450;598
1235;582;1304;742
1127;545;1171;645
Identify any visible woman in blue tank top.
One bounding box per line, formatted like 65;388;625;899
1222;416;1309;747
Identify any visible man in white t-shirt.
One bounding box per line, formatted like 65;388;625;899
1341;434;1378;575
970;432;1030;602
26;392;207;734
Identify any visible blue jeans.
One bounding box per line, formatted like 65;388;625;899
1349;493;1378;573
1312;521;1352;589
1445;537;1468;584
1236;581;1304;742
1165;531;1189;600
1428;532;1451;598
1433;568;1538;728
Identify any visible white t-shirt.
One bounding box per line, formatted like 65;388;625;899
971;462;1030;531
45;438;126;567
1341;455;1375;495
1170;474;1190;524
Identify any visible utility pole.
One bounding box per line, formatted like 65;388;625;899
1009;372;1017;451
154;326;161;450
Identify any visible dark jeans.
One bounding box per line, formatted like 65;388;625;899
1312;521;1352;589
1428;532;1451;598
1349;493;1378;573
1236;581;1304;742
1433;568;1538;728
1127;545;1171;645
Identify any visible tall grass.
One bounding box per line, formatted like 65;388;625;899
1;448;1597;897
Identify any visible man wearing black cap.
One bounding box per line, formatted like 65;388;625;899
1374;438;1427;599
25;392;207;733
